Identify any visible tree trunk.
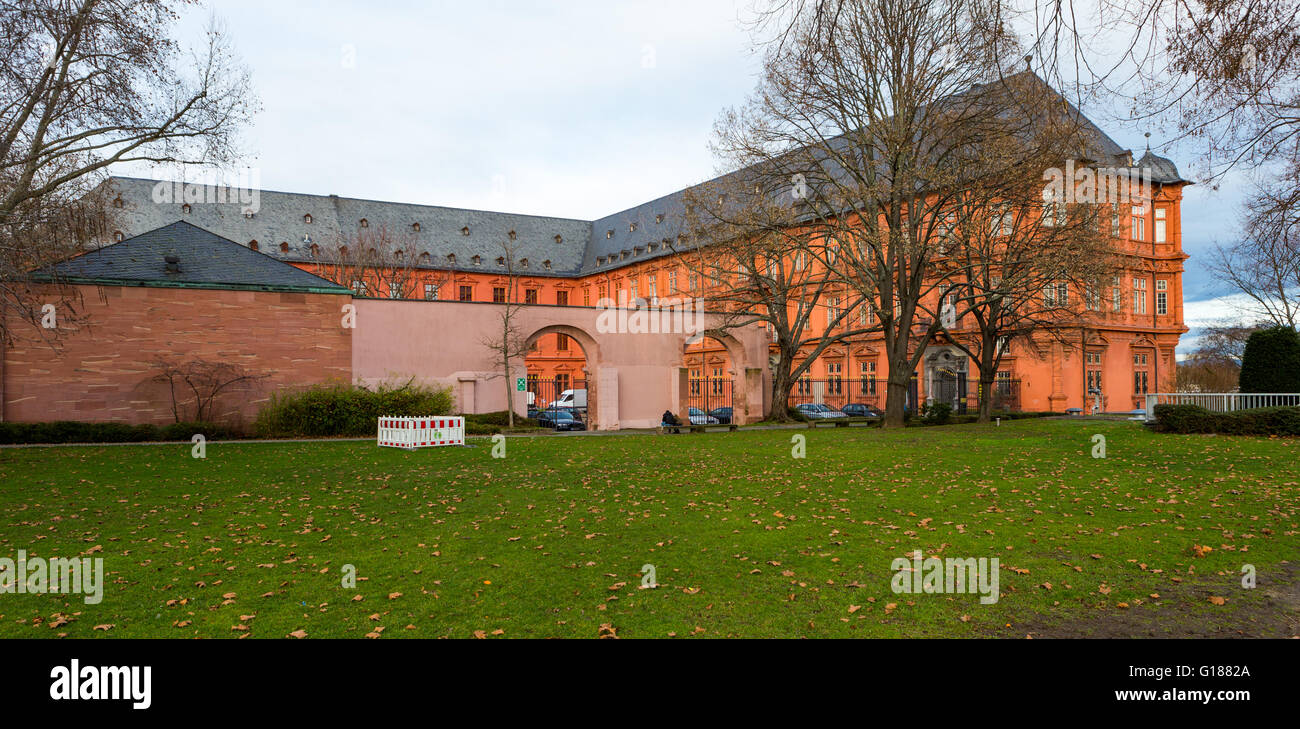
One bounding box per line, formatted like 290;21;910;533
976;373;995;423
882;371;909;429
767;368;794;422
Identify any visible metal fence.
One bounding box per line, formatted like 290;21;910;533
786;377;1022;414
687;378;733;416
527;378;588;421
1144;392;1300;421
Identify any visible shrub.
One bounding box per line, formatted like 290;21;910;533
462;411;540;434
1239;326;1300;393
1153;403;1300;436
253;382;454;437
0;421;236;445
919;401;953;425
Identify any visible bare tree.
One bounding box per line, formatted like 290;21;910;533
920;111;1117;422
314;223;444;299
1;1;257;341
1207;185;1300;328
713;0;1033;427
150;357;266;424
480;237;530;428
679;175;875;421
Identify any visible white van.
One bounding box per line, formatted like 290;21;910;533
555;389;587;409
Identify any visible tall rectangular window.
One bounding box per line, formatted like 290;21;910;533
524;289;538;304
1133;278;1148;315
669;270;678;294
827;297;840;327
860;362;877;396
827;362;842;395
1131;206;1146;241
556;290;568;306
458;285;472;302
388;282;401;299
424;283;438;301
1154;208;1167;243
557;334;569;351
492;287;506;303
1156;279;1168;315
583;287;591;306
648;275;657;301
1112;276;1122;312
1110;205;1121;238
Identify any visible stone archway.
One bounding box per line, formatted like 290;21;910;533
523;323;603;429
679;328;761;425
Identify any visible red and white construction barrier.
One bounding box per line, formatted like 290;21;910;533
377;416;465;450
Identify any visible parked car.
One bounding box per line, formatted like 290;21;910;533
687;407;719;425
708;407;733;424
555;389;587;409
795;403;848;419
536;409;586;431
840;403;881;418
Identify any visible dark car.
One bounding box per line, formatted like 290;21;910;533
708;407;733;424
840;403;881;418
536;409;586;432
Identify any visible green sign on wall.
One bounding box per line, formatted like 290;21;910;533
516;377;526;392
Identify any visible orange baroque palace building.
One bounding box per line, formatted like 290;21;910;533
98;90;1188;416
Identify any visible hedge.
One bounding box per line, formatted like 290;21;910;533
1239;326;1300;393
0;421;237;445
1152;403;1300;436
253;382;454;438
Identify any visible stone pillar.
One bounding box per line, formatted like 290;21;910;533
596;367;619;430
677;367;691;425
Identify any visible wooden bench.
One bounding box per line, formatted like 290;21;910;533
690;423;739;433
656;422;738;434
806;417;877;428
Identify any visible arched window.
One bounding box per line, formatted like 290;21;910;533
360;218;369;228
412;222;421;232
304;213;313;224
113;231;124;242
249;240;259;251
310;243;320;258
280;241;289;253
181;203;191;214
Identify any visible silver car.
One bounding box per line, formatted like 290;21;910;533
687;407;720;425
795;403;848;419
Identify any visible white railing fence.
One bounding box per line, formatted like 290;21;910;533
1144;393;1300;421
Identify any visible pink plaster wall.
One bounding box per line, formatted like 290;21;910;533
351;299;768;429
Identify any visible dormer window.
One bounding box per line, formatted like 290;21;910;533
113;231;124;242
412;222;421;232
655;214;664;224
471;255;482;266
360;218;369;228
554;234;563;244
310;244;320;258
339;245;349;258
418;252;430;264
606;230;614;239
243;210;255;219
508;230;517;241
629;222;638;232
496;256;505;266
280;242;289;253
634;247;643;256
249;240;259;251
393;249;403;259
303;214;312;224
112;197;124;209
597;257;606;266
181;204;191;214
543;260;552;270
447;253;456;264
461;226;470;236
519;258;529;269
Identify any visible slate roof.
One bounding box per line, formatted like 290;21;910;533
100;73;1180;281
1136;150;1187;184
39;221;352;293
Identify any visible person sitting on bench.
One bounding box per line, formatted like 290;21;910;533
661;410;682;433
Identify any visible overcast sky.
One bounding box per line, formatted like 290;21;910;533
120;0;1256;339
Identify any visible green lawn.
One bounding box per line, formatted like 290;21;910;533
0;419;1295;638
